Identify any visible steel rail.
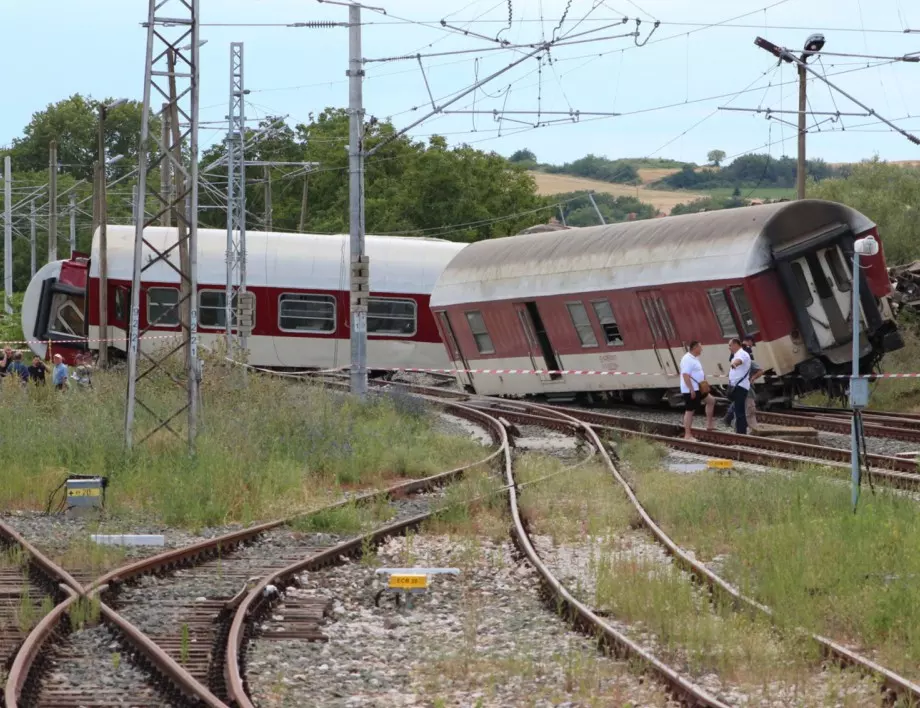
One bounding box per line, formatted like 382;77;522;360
525;401;920;704
484;401;730;708
474;403;920;489
757;409;920;443
7;398;498;708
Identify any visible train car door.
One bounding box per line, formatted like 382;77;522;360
435;311;473;387
818;245;860;328
788;257;844;349
514;302;563;381
636;290;680;377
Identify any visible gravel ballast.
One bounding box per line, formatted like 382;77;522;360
246;534;680;708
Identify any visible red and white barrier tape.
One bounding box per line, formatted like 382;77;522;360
383;366;920;381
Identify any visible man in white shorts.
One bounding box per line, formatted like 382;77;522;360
679;340;715;440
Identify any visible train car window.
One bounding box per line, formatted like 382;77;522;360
591;300;624;346
198;290;254;329
368;298;417;336
790;262;814;307
465;311;495;354
50;295;85;337
114;288;127;324
566;302;598;347
278;293;336;333
147;287;180;327
825;248;851;292
654;299;677;340
707;290;737;338
729;287;759;334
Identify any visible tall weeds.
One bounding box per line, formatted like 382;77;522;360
0;358;482;528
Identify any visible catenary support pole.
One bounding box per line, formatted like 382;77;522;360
69;193;76;256
796;64;807;200
226;41;248;366
851;247;861;509
132;184;139;225
263;166;272;231
348;2;368;397
29;199;36;277
3;156;11;315
49;141;57;261
587;192;606;225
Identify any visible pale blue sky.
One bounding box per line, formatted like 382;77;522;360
3;0;920;166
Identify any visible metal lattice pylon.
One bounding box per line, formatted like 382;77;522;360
125;0;200;452
225;41;249;363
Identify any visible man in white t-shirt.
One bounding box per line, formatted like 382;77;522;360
679;340;715;440
727;337;753;435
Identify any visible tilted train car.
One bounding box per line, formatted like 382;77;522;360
21;226;468;370
429;199;904;407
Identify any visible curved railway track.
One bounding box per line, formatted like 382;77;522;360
9;369;920;707
3;400;496;708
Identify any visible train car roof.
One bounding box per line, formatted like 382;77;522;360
430;199;875;306
90;226;468;294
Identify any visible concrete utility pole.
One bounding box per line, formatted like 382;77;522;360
348;1;368;398
96;98;125;369
796;62;807;200
132;184;139;225
49;140;57;261
299;176;308;232
160;102;172;227
29;199;36;277
263;166;272;231
3;156;11;315
69;193;76;256
795;35;826;200
125;0;200;452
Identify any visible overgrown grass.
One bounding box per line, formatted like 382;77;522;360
516;451;837;693
0;355;485;529
289;497;396;535
635;464;920;680
424;467;508;540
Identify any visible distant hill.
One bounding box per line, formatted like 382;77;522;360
529;171;703;213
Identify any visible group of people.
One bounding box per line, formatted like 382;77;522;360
679;334;763;441
0;348;70;389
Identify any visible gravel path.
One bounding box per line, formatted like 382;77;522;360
246;534;680;708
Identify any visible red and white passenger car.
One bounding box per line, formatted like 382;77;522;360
429;199;904;406
21;226;467;370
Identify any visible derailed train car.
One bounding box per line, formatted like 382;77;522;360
429;199;903;407
20;226;467;370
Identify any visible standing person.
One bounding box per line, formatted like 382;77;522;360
28;355;47;385
0;347;12;377
680;340;716;440
727;338;753;435
52;354;69;391
724;334;764;430
7;352;29;383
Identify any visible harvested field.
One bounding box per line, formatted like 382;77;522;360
529;171;703;212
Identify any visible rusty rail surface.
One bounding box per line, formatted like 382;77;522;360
5;396;497;708
474;400;920;476
224;395;726;708
525;401;920;705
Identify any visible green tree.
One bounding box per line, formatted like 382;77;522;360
707;149;726;167
810;158;920;266
509;148;536;163
199;108;546;241
8;94;153;181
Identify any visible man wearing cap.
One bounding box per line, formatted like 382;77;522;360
724;334;763;430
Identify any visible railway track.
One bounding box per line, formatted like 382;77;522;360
4;399;497;708
12;368;920;706
224;387;728;708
